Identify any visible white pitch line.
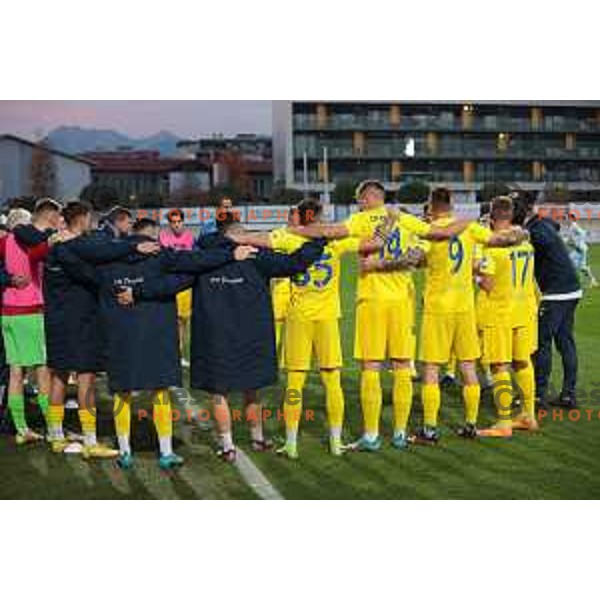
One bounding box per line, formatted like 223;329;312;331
174;388;284;500
234;448;284;501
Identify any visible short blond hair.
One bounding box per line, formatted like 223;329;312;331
491;196;514;220
6;208;32;230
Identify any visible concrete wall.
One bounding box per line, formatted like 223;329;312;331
0;137;29;199
272;101;293;185
53;153;91;199
0;137;91;202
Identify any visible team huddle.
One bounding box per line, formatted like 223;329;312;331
0;181;539;470
249;183;537;459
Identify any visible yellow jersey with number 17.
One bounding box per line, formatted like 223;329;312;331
423;216;493;314
344;206;431;302
269;228;360;321
480;241;536;328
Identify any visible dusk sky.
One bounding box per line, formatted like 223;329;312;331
0;101;272;139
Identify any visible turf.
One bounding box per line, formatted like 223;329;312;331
1;247;599;499
0;386;255;499
249;245;600;499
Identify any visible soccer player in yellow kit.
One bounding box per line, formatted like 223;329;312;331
231;198;387;458
289;181;470;451
271;277;291;366
476;197;538;437
413;188;528;444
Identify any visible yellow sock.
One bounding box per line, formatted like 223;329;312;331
447;355;457;378
422;383;441;427
463;383;481;425
114;393;132;454
78;408;97;447
47;404;65;438
153;389;173;455
321;370;344;437
392;368;413;434
490;370;513;424
275;321;285;368
361;370;382;437
285;371;306;443
514;361;535;419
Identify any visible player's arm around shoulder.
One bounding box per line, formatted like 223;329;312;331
287;221;351;240
484;224;529;248
359;245;426;274
415;214;473;241
226;229;273;249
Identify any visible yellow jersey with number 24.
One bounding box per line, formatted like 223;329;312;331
344;206;431;302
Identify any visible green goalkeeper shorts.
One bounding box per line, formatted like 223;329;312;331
2;314;47;367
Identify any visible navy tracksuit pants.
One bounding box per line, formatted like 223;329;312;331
533;299;579;400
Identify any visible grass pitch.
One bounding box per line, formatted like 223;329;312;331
1;248;600;499
251;246;600;499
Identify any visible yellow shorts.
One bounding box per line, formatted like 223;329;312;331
481;322;537;364
285;318;342;371
354;300;414;361
176;289;193;320
529;314;538;355
420;311;480;364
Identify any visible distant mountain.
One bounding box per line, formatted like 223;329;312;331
45;126;181;156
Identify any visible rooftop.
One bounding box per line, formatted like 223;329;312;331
0;134;95;166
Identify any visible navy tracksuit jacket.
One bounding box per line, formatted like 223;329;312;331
43;233;139;373
151;232;326;395
98;235;235;394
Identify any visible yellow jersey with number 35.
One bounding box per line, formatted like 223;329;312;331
423;216;493;314
344;206;431;302
270;228;360;321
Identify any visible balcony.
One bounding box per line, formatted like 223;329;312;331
293;114;600;134
293;145;600;162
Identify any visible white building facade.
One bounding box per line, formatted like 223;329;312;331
0;134;92;203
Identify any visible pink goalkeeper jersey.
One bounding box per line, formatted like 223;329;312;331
159;229;194;251
2;233;44;312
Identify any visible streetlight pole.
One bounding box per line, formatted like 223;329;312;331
323;146;330;204
303;151;308;199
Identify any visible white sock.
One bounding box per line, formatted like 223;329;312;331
286;429;298;445
49;424;64;440
84;432;97;447
117;435;131;455
483;370;493;387
393;429;406;439
159;436;173;456
249;410;264;442
220;432;234;452
364;432;378;442
330;426;342;441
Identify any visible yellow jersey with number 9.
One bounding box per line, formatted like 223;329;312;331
344;206;431;302
423;216;493;314
270;228;360;321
